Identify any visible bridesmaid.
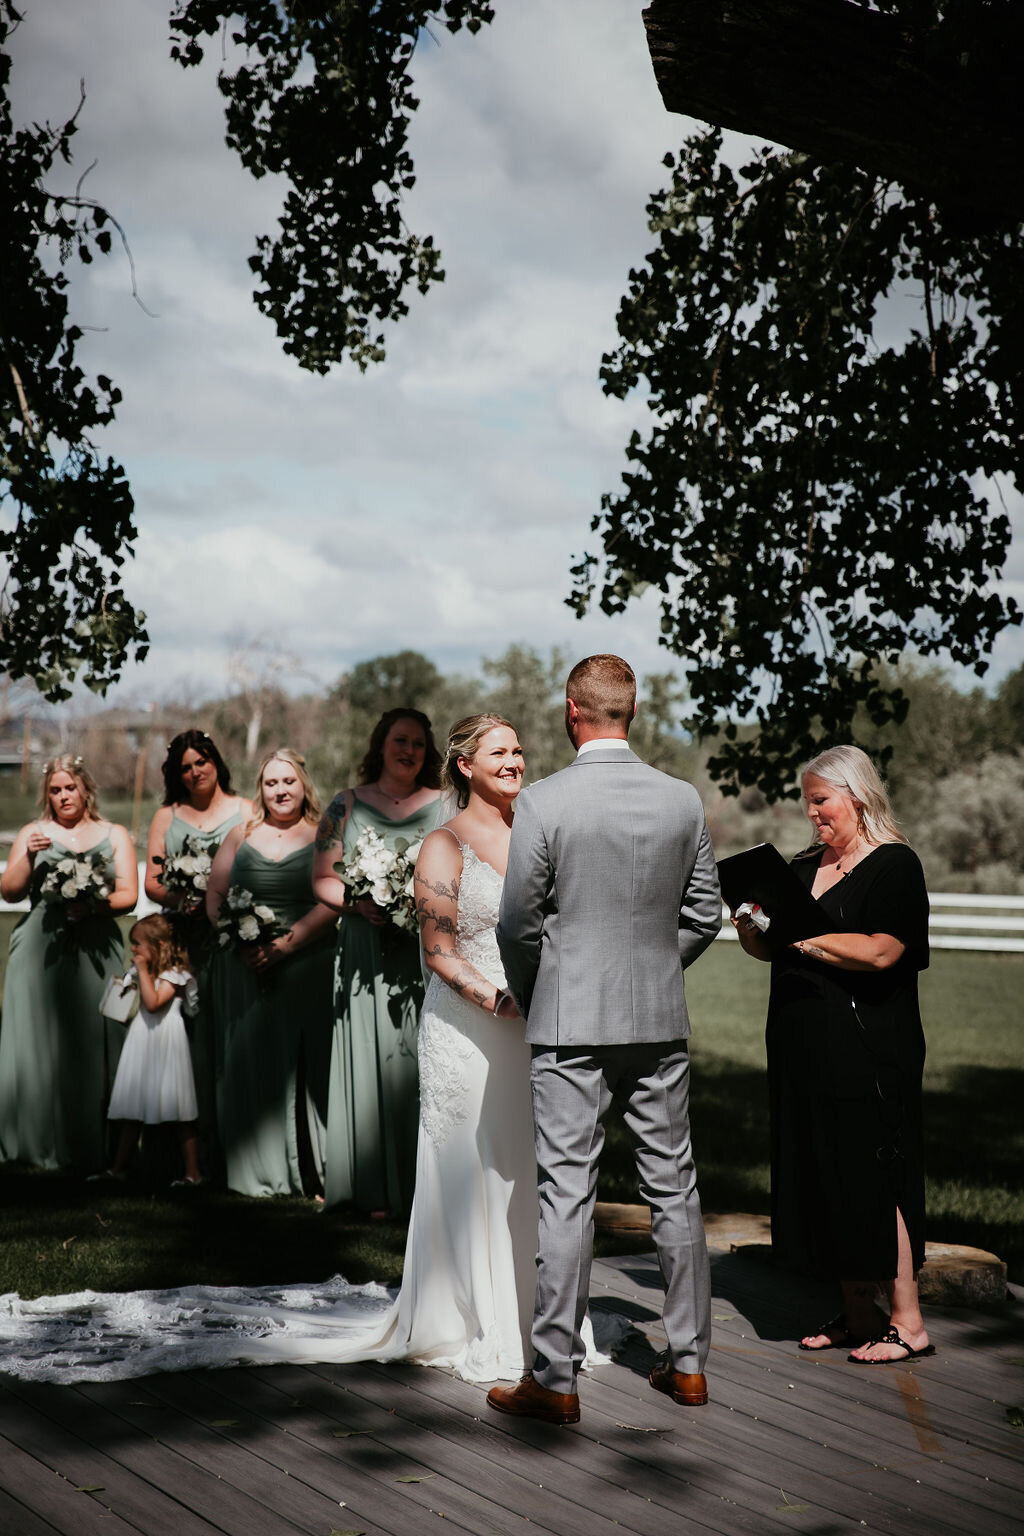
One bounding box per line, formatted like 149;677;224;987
0;755;138;1170
206;748;336;1197
145;730;251;1174
313;709;444;1217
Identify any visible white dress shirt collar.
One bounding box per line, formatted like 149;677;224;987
577;737;631;757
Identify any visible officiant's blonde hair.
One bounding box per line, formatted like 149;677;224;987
801;745;906;848
565;654;636;729
443;714;516;810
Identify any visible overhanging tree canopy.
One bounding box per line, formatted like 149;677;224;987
570;0;1023;795
0;3;148;698
2;0;1021;783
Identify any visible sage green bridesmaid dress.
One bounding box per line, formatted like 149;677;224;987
0;838;124;1170
323;794;444;1215
162;807;244;1169
214;840;334;1197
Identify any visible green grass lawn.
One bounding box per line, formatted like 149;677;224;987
0;925;1020;1299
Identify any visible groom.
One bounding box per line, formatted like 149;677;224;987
489;654;721;1426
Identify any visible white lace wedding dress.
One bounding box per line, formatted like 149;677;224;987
0;843;624;1385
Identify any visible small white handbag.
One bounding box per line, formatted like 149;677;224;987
99;973;139;1025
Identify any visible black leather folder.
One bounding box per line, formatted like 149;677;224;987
716;842;829;948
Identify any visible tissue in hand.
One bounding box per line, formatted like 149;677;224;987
736;901;771;933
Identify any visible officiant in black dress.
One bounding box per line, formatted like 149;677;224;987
733;745;932;1366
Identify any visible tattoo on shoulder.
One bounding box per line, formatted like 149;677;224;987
315;793;347;853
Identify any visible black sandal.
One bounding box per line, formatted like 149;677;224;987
798;1313;869;1352
847;1326;935;1365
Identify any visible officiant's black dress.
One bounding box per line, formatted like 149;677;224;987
766;843;929;1280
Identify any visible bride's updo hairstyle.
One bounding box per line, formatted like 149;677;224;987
801;745;906;848
443;714;516;810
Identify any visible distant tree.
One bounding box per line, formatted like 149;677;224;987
909;752;1024;892
991;664;1024;753
629;671;696;778
481;645;570;782
853;661;996;794
341;650;445;718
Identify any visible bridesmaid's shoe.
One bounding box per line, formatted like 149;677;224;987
171;1175;204;1188
86;1169;126;1183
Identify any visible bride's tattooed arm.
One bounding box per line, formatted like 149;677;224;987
415;833;510;1014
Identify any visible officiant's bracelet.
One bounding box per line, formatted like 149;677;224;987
493;989;510;1016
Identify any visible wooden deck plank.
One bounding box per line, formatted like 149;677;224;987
703;1338;1022;1464
593;1257;1024;1526
191;1360;669;1536
128;1366;503;1536
0;1480;67;1536
304;1357;872;1536
0;1252;1020;1536
0;1427;146;1535
2;1375;309;1536
72;1375;403;1536
323;1353;934;1536
585;1351;1023;1536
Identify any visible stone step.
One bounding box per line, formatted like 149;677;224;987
593;1204;1008;1308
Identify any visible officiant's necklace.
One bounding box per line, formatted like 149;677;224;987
832;836;868;874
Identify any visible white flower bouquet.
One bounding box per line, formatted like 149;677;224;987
153;834;213;908
39;850;112;910
336;829;422;931
216;885;285;949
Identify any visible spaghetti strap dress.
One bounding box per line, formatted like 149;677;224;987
162;806;245;1164
0;837;124;1170
214;841;333;1196
323;793;444;1214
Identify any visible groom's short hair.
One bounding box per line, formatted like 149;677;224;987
566;654;636;729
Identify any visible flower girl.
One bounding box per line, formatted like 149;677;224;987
96;915;202;1186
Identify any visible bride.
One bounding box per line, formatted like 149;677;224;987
0;716;622;1385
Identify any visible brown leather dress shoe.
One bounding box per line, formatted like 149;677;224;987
649;1359;709;1406
486;1373;580;1425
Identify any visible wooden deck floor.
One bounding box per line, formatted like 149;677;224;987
1;1249;1022;1536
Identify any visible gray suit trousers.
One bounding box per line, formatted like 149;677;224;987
529;1040;711;1395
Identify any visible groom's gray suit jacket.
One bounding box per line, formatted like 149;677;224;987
496;748;722;1042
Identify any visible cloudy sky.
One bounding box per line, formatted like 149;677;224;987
8;1;1024;708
